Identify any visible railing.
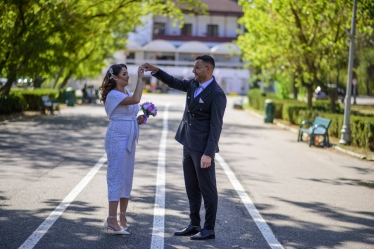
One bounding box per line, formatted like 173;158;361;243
153;34;237;43
123;59;246;68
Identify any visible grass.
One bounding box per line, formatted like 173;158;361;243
350;104;374;115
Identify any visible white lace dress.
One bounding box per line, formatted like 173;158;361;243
104;90;139;201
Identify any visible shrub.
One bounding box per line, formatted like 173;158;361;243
0;93;27;114
10;89;60;111
313;100;342;113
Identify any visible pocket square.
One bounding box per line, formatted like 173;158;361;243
199;98;204;103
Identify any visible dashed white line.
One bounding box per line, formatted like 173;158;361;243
216;153;284;249
150;104;169;249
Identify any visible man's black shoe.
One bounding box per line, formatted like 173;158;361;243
174;225;201;236
190;228;215;240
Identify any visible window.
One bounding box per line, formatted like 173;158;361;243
156;53;175;61
125;52;135;59
181;24;192;36
153;23;166;35
207;24;218;37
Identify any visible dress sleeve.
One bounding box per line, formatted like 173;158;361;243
105;90;126;117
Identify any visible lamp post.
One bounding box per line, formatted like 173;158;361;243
339;0;357;145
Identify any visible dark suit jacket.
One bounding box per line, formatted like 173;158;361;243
152;69;227;158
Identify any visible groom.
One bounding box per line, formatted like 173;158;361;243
143;55;227;240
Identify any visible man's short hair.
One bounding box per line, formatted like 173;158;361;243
195;55;215;68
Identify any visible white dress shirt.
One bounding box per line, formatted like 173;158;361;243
194;77;213;98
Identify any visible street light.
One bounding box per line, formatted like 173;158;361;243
339;0;357;145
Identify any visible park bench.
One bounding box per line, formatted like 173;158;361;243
297;116;332;147
41;95;60;115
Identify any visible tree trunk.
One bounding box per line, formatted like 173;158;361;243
292;74;298;99
52;67;64;89
0;51;11;75
330;87;337;113
33;76;45;88
59;70;73;88
306;85;313;108
0;70;17;96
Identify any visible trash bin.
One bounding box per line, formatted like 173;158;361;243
65;87;75;107
264;99;274;123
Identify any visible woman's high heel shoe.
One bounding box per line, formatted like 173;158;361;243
119;212;129;230
104;216;130;235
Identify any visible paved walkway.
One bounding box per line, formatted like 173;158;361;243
1;95;373;249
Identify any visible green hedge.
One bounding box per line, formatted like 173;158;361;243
10;89;62;111
313;100;342;113
0;93;27;114
247;89;374;151
282;103;308;123
247;89;268;111
2;88;73;114
296;110;374;151
272;99;303;119
247;89;288;118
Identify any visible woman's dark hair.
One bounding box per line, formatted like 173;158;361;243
99;64;127;103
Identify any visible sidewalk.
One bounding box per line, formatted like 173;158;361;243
245;108;374;161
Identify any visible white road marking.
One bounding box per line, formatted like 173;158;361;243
19;154;107;249
216;154;284;249
150;104;169;249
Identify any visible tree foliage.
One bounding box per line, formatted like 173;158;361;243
237;0;374;107
0;0;207;95
360;0;374;20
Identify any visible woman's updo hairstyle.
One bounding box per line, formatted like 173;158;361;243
99;64;127;103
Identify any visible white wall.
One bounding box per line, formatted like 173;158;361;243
226;16;239;37
196;15;209;36
128;15;153;45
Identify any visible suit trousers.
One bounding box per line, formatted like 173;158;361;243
182;146;218;230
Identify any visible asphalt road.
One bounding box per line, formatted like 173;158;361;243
0;94;373;249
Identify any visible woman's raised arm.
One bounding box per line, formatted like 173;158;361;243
118;66;144;105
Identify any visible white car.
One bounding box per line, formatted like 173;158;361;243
0;78;7;87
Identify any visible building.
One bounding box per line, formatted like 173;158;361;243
112;0;249;95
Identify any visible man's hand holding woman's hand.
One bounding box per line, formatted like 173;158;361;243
142;63;159;74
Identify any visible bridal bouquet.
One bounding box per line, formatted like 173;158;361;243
139;101;157;125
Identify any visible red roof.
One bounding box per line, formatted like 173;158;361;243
202;0;243;14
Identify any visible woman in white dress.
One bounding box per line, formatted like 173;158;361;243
99;64;146;235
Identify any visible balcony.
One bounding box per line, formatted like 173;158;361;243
153;34;237;43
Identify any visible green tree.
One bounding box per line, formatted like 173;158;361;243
361;0;374;19
355;31;374;96
237;0;373;108
0;0;207;95
355;0;374;96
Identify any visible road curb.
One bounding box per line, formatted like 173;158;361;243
245;109;370;161
332;145;367;160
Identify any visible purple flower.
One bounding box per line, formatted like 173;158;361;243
139;101;158;126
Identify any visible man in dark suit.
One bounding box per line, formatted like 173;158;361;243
143;55;227;240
